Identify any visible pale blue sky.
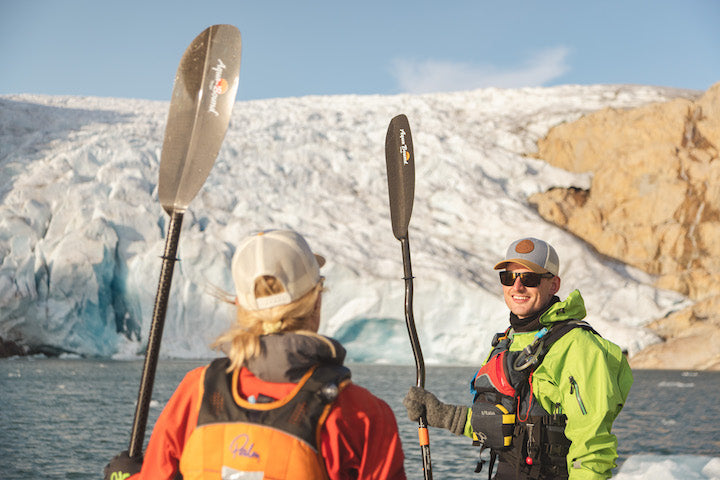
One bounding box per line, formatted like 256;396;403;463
1;0;718;101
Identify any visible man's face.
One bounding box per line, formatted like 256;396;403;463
501;263;561;318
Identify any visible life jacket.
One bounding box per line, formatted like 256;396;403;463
469;320;598;479
179;357;351;480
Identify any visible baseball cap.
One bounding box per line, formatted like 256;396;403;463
493;237;559;276
232;230;325;311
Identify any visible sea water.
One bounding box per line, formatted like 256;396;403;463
1;358;719;479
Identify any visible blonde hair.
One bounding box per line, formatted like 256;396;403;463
212;276;324;371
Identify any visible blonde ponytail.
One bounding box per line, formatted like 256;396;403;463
212;276;323;372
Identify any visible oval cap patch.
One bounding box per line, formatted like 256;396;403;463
515;239;535;254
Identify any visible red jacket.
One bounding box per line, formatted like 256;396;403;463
133;365;406;479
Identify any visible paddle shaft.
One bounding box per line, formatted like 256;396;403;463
400;236;432;479
128;210;184;458
401;237;425;387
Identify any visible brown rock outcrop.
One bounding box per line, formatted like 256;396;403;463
629;296;720;370
529;82;720;370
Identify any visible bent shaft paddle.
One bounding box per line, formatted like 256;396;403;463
385;114;432;479
128;24;242;459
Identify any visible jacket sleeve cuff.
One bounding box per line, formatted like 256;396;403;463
462;408;474;438
568;460;612;480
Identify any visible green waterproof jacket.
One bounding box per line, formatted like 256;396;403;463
465;290;633;480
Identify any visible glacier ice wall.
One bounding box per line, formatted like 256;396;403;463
0;86;694;364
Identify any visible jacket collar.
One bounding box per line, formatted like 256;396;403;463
539;289;587;326
245;331;346;383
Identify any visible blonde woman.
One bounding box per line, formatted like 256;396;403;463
106;229;406;480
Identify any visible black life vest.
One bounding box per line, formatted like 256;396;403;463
470;320;598;479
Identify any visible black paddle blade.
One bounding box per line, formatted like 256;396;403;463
385;114;415;240
158;24;242;214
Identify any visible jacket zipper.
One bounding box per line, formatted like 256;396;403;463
569;376;587;415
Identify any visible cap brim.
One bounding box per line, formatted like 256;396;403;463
493;259;549;274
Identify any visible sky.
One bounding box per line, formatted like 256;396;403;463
1;1;719;102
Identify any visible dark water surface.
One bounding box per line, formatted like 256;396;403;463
1;358;719;479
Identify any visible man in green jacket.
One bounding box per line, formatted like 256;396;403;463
404;237;633;479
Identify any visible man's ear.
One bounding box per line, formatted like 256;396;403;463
550;276;561;295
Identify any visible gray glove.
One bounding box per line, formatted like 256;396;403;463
403;386;468;436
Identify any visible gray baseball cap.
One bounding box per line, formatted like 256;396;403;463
493;237;559;276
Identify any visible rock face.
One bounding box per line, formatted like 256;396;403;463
0;336;26;357
530;82;720;370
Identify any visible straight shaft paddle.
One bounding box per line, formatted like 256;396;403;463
128;24;242;459
385;114;432;479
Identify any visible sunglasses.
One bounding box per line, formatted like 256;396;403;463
499;271;554;287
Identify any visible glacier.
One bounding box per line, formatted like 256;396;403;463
0;85;696;364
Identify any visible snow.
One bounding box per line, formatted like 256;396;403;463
0;85;696;364
615;455;720;479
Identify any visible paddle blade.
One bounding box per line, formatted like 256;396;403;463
385;114;415;240
158;24;242;214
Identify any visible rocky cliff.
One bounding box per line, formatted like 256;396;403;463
530;82;720;370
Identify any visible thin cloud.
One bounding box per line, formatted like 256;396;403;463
391;46;571;94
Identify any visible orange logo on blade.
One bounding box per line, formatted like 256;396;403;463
214;78;228;95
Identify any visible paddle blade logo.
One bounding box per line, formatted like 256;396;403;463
399;128;410;165
208;58;228;116
214;78;229;95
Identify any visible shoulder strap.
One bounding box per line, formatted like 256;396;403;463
198;360;351;449
536;320;599;365
545;319;598;342
491;327;512;347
